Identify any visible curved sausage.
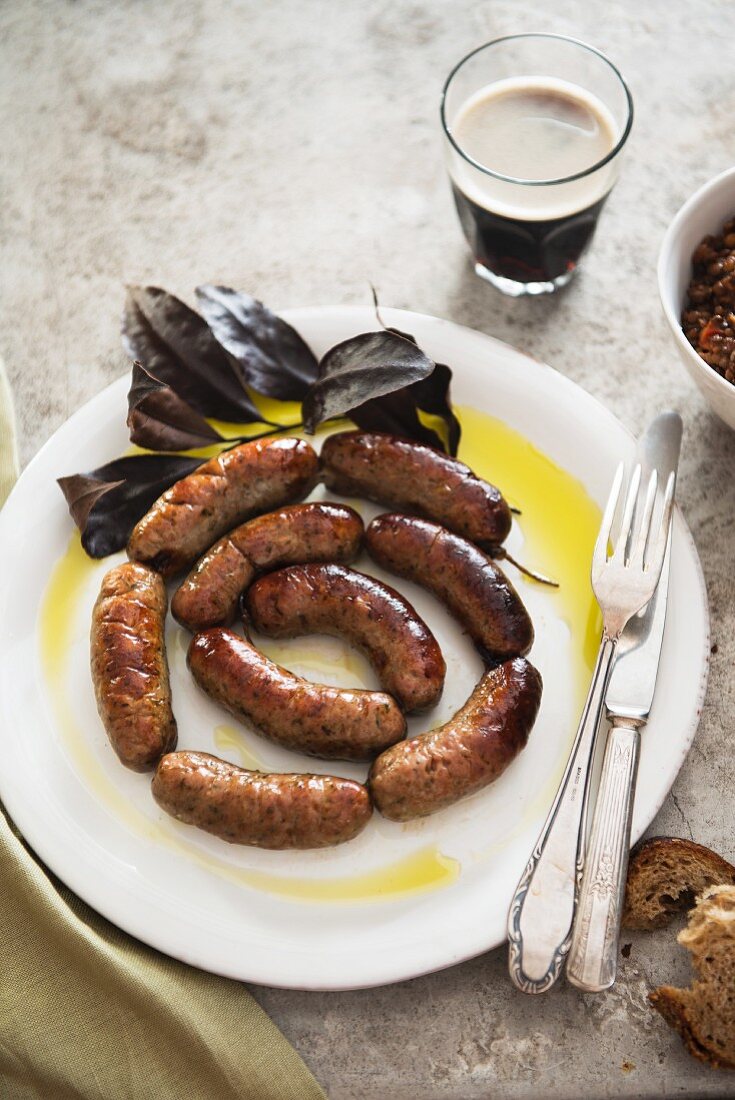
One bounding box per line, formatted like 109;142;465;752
128;437;318;577
319;430;511;548
188;628;406;761
152;751;372;849
90;562;177;771
369;657;542;820
172;502;363;632
365;513;533;661
245;563;445;712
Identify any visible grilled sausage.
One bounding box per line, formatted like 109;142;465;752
128;437;318;577
365;513;533;661
172;502;363;632
188;628;406;761
152;751;372;849
246;563;445;712
319;430;512;549
90;562;177;771
369;657;542;820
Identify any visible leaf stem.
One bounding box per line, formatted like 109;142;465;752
494;548;559;588
220;422;304;450
219;417;345;452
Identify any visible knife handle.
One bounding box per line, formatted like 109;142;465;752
507;636;617;994
566;719;641;992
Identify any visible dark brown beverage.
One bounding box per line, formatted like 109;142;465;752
447;77;618;291
451;183;610;284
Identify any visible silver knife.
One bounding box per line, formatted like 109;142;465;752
566;410;683;991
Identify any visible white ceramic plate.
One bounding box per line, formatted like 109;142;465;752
0;307;709;990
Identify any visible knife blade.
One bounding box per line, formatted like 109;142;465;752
566;410;682;991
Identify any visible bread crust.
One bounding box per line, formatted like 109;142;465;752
623;836;735;930
650;884;735;1070
650;986;735;1070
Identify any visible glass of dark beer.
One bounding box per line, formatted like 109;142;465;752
441;34;633;296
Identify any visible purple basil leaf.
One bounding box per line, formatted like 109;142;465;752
58;474;125;533
360;292;460;453
122;286;263;422
302;330;435;434
350;363;461;455
127;362;224;451
58;454;203;558
196;285;318;401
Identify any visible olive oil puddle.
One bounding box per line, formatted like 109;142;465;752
457;405;602;694
40;408;600;902
457;406;602;826
213;724;263;771
40;536;457;903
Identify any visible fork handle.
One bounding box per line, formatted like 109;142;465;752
566;718;641;991
508;635;617;994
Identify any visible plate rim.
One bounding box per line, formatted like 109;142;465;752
0;304;710;990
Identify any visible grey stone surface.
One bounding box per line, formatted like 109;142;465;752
1;0;734;1096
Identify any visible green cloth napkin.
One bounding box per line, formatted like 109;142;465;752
0;358;326;1100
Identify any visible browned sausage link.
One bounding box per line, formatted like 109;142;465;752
128;437;318;577
90;562;177;771
188;628;406;761
369;657;542;821
319;430;512;549
246;563;446;712
172;502;363;632
152;751;372;849
365;513;533;661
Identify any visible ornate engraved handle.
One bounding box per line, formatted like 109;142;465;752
566;720;641;991
507;636;617;994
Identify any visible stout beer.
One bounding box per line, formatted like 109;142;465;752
446;77;620;291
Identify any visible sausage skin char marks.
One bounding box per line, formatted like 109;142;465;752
369;657;542;821
128;437;318;577
90;562;177;771
365;513;533;661
319;430;512;549
245;562;446;712
152;751;372;849
188;628;407;762
172;502;363;632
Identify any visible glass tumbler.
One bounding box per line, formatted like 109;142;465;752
441;33;634;296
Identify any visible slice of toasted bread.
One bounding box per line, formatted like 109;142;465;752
622;837;735;930
650;884;735;1069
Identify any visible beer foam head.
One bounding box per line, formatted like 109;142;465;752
447;77;620;222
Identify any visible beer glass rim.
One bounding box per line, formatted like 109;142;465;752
440;32;634;187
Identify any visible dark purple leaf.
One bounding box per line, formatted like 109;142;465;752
350;363;461;455
357;291;460;453
122;286;263;422
59;475;125;532
127;362;224;451
196;285;318;400
302;331;435;434
58;454;203;558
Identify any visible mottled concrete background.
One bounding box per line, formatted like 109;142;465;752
2;1;734;1096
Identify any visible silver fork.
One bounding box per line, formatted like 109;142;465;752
507;457;676;994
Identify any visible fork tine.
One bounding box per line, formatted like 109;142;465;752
645;470;676;574
613;463;641;561
630;470;658;564
594;462;624;564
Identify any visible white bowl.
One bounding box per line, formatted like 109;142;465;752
658;165;735;430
